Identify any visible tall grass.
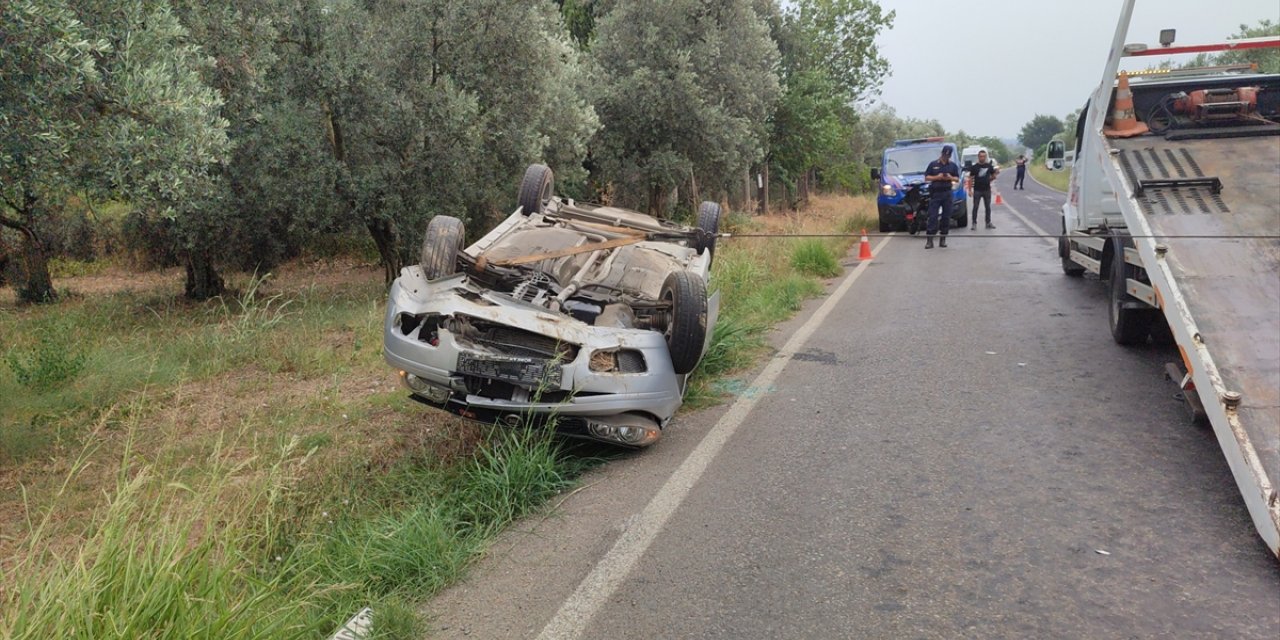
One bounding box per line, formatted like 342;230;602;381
3;429;318;639
789;239;841;277
1;421;584;639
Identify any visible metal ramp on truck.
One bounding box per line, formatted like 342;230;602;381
1107;133;1280;557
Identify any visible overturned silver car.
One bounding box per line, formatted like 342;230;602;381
384;164;721;447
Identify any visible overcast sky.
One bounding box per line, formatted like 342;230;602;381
870;0;1279;139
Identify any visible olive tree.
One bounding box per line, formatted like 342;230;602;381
0;0;228;302
589;0;781;214
269;0;596;283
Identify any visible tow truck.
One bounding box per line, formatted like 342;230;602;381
1059;0;1280;557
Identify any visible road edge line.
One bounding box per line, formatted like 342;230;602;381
534;233;895;640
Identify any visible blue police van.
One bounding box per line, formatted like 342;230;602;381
870;137;968;233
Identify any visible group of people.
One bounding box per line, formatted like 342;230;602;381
920;148;1030;249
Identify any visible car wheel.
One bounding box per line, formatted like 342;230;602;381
1108;237;1155;345
518;164;554;216
876;204;893;233
695;201;721;259
955;197;968;228
660;271;708;375
420;215;465;280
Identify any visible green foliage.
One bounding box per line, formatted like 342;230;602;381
0;0;229;301
790;239;842;277
590;0;780;213
1018;114;1065;152
768;0;894;198
558;0;598;50
1177;20;1280;74
5;322;87;391
849;104;945;171
972;136;1012;164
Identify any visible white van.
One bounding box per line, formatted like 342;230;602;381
961;145;984;167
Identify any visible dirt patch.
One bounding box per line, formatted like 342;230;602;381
0;257;384;309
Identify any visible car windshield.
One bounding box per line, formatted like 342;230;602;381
884;147;943;175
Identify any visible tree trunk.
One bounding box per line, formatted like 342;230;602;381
647;183;661;217
366;217;402;284
18;230;56;303
184;251;225;300
761;164;770;215
1;205;56;303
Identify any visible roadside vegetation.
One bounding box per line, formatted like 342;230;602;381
0;192;875;638
1030;163;1071;193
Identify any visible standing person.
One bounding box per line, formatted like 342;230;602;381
923;146;959;249
1014;154;1028;189
966;150;1000;230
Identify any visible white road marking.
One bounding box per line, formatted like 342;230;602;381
535;233;895;640
1000;193;1057;249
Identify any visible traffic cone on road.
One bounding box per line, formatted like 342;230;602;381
858;229;873;261
995;190;1004;205
1103;71;1149;138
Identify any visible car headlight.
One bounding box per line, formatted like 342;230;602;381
587;421;661;447
881;184;896;197
399;371;451;403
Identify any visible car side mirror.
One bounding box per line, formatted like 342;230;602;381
870;168;881;181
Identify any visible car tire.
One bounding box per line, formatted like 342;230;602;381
695;201;721;259
420;215;465;280
660;271;708;375
878;219;892;233
955;197;968;229
518;164;554;216
1060;220;1085;277
1108;237;1156;345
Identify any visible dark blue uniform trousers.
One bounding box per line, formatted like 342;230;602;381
926;193;953;236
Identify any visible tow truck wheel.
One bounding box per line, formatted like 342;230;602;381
1108;238;1156;345
1060;220;1085;277
695;201;721;260
420;215;465;280
518;164;554;216
660;271;708;375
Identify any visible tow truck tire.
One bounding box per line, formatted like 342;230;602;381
695;201;721;259
660;271;708;375
1108;238;1156;345
1060;221;1085;277
420;215;465;280
518;164;554;216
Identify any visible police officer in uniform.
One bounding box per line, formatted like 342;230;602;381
923;147;959;249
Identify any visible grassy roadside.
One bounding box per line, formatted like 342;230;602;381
0;195;876;638
1029;162;1071;192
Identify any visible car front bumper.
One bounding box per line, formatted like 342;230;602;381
383;269;685;446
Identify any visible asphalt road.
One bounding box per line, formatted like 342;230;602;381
423;174;1279;639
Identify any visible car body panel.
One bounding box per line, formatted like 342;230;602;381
384;198;719;446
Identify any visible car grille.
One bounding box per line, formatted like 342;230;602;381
462;316;580;361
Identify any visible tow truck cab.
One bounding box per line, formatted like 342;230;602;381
870;137;969;232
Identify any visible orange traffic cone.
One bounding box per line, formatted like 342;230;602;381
994;190;1004;205
1103;71;1149;138
858;229;873;261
